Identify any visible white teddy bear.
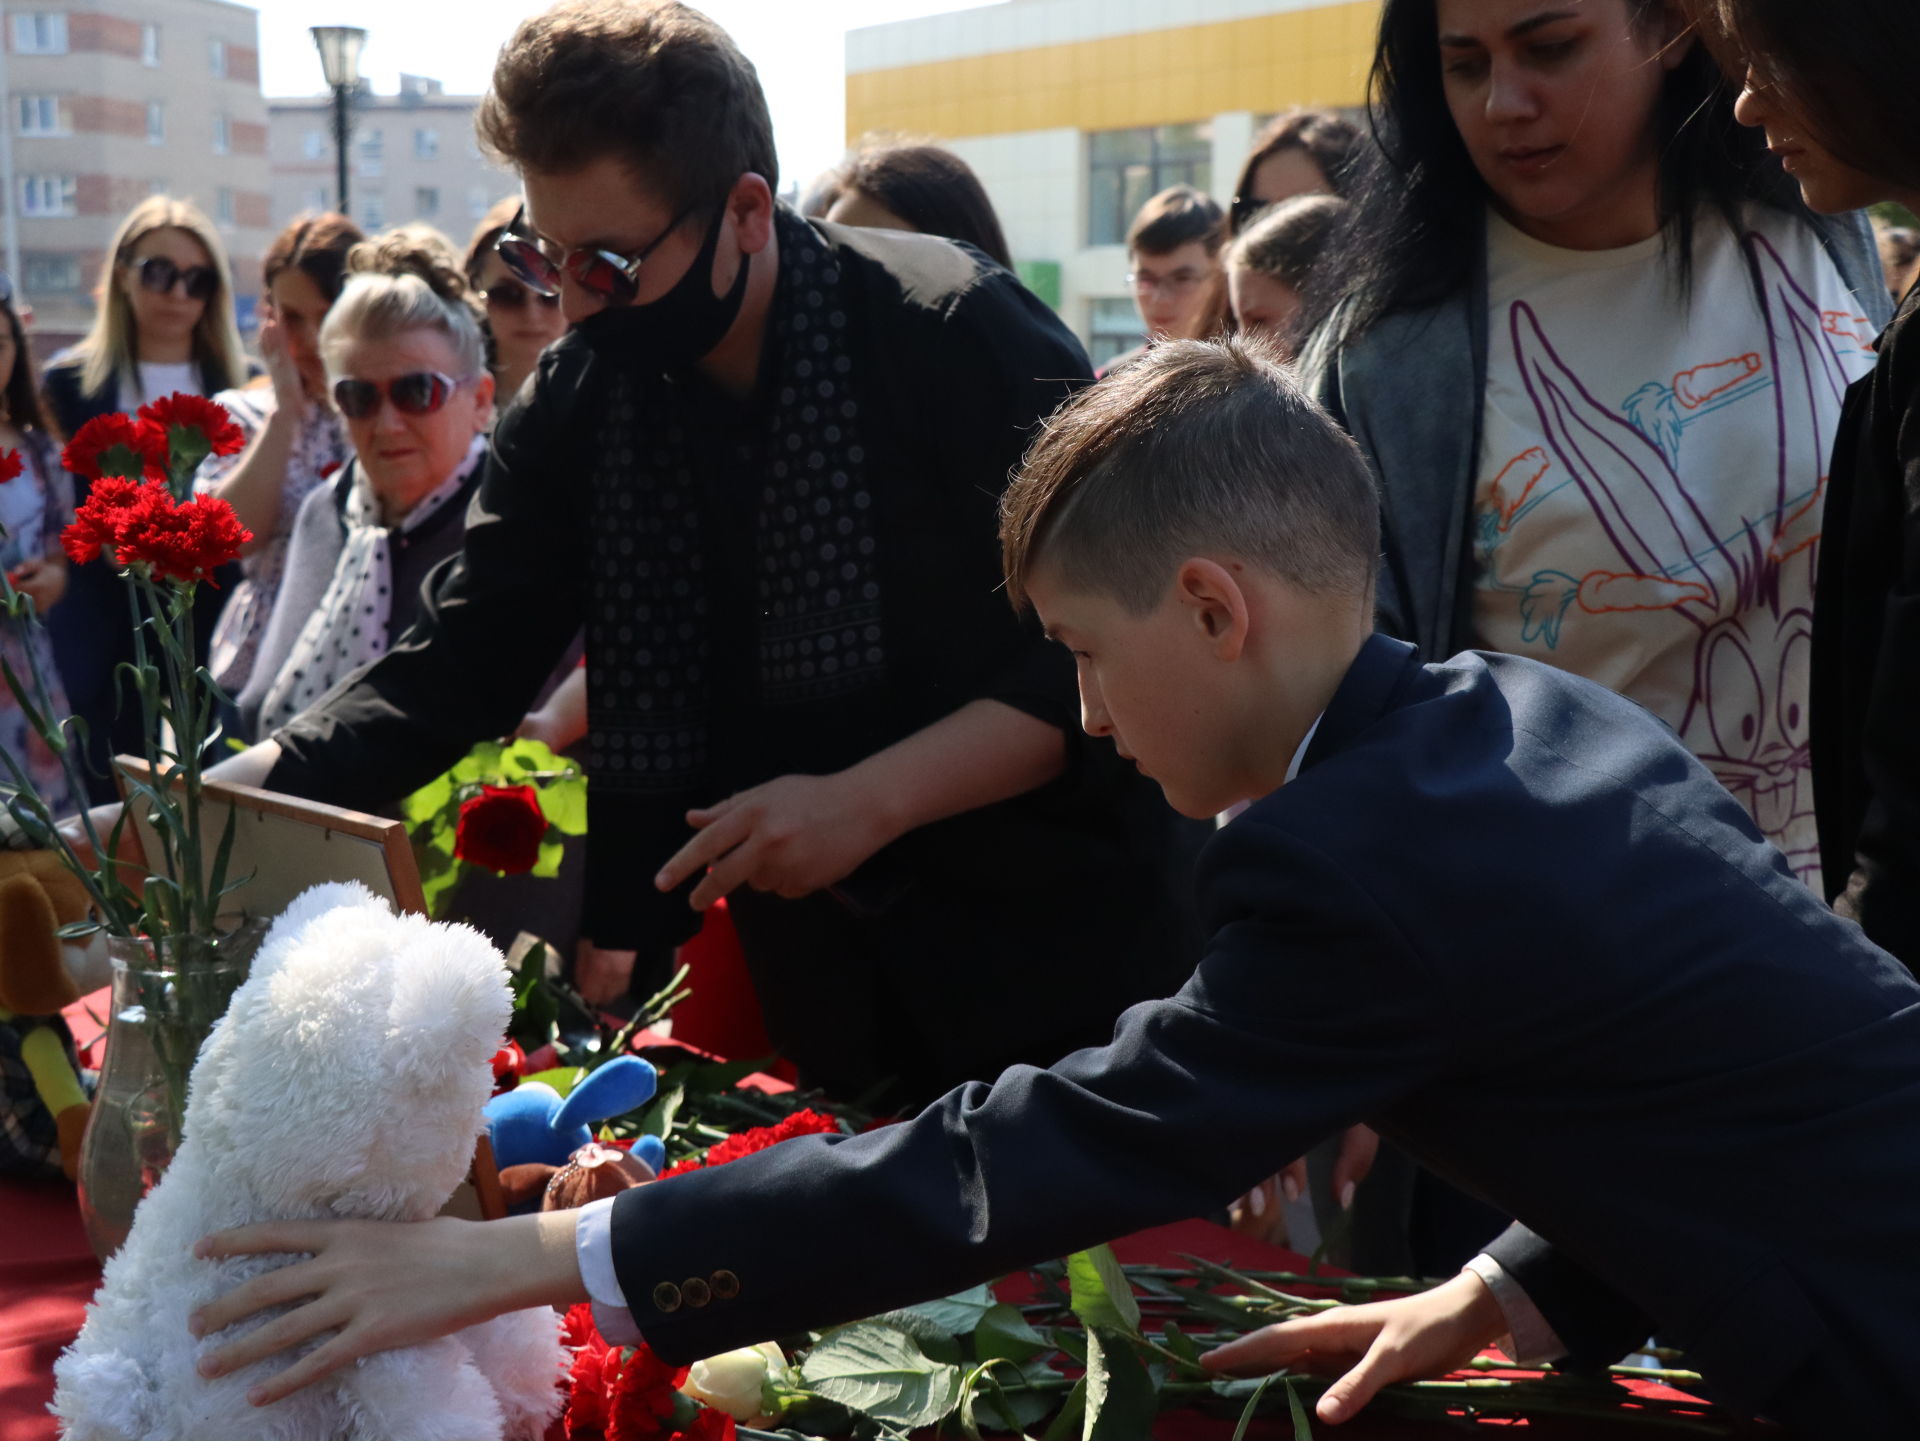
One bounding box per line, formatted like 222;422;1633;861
52;882;567;1441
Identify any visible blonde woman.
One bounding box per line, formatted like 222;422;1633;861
44;196;248;800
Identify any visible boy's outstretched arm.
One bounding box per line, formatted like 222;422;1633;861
1201;1271;1507;1423
188;1212;586;1407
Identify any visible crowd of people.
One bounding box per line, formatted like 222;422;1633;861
14;0;1920;1432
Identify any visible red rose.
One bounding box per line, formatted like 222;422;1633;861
137;392;246;461
0;449;21;485
112;492;252;584
454;784;548;874
62;476;157;565
675;1412;735;1441
60;414;167;482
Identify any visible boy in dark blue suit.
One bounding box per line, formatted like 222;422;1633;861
196;340;1920;1437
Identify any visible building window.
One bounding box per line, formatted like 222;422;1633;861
358;127;384;178
302;129;326;161
1086;123;1214;248
16;96;69;137
142;22;161;66
361;191;385;230
11;13;67;55
24;253;81;293
19;175;76;218
414;185;439;218
208;38;227;77
147;101;165;145
216;187;235;225
212;112;230;156
413;127;438;161
1087;297;1148;372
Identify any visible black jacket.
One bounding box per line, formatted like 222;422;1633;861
610;635;1920;1436
267;218;1200;1105
1811;286;1920;968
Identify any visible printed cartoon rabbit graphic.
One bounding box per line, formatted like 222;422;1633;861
1480;231;1866;882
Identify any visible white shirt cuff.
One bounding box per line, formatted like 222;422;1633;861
574;1196;643;1345
1462;1253;1567;1368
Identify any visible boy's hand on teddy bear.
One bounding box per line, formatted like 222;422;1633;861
188;1211;588;1405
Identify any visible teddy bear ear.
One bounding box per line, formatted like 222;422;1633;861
0;872;79;1014
251;881;387;980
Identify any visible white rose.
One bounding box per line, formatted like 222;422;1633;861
681;1340;787;1423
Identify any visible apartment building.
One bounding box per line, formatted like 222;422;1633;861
2;0;271;353
268;74;515;249
846;0;1379;366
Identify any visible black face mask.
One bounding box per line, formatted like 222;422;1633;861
585;200;751;373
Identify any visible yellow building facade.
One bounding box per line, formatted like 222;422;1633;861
845;0;1381;362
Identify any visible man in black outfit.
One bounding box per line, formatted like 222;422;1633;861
209;0;1196;1109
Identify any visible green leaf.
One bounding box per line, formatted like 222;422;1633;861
538;775;589;835
966;1360;1056;1437
1229;1376;1277;1441
800;1321;965;1429
449;740;503;784
1160;1323;1201;1366
864;1310;964;1366
531;836;566;878
900;1284;996;1337
1082;1327;1156;1441
683;1053;778;1094
1066;1245;1141;1338
1038;1377;1086;1441
976;1303;1048;1365
402;770;454;828
636;1071;687;1139
1284;1378;1315;1440
521;1065;585;1098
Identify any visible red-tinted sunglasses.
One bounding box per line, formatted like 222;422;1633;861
493;201;699;306
331;370;471;420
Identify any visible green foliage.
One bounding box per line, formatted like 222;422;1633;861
1066;1245;1141;1337
1083;1327;1156;1440
799;1323;965;1429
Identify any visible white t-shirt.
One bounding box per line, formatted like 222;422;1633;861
136;360;199;402
1472;207;1876;888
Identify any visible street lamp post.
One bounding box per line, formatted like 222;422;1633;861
310;26;368;217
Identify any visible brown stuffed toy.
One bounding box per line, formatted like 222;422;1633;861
0;851;107;1180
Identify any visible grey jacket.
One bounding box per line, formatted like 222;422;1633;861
1298;208;1892;660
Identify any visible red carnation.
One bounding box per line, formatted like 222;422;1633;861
454;783;548;874
112;491;252;585
62;476;157;565
138;392;246;460
605;1343;692;1441
0;450;22;485
60;413;167;482
660;1109;841;1178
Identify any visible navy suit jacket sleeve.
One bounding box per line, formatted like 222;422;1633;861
607;816;1459;1363
1482;1223;1652;1369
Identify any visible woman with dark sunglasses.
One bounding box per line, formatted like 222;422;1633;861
466;196;568;404
42;195;248;802
235;227;495;742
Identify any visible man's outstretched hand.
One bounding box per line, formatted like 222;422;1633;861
1200;1270;1507;1424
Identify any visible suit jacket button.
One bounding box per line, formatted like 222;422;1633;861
652;1282;682;1313
710;1269;740;1300
681;1277;712;1308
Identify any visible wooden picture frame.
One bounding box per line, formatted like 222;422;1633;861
113;757;505;1220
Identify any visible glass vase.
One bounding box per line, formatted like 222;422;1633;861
75;921;268;1261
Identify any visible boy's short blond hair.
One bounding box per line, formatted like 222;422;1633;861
1000;337;1379;613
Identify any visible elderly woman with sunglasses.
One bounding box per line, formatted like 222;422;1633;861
234;228;495;741
43;195;249;801
466;197;568;405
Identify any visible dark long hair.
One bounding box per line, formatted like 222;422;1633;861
835;141;1014;270
2;299;46;433
265;212;364;303
1689;0;1920;193
1304;0;1803;347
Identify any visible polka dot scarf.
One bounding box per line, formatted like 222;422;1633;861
587;208;887;800
259;434;487;733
